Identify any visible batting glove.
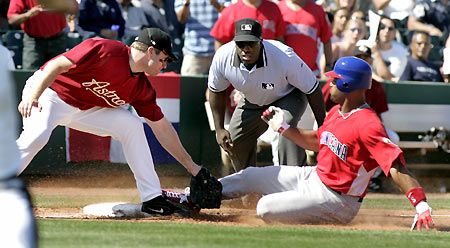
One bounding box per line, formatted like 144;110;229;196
261;106;290;134
410;201;435;231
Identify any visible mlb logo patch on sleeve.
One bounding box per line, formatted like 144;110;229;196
262;82;274;89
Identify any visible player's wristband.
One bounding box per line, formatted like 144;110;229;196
406;187;427;207
278;122;290;134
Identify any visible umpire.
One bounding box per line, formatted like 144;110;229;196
208;18;326;171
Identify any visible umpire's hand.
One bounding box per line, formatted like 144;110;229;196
216;128;233;155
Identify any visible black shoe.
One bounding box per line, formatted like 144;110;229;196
141;195;190;217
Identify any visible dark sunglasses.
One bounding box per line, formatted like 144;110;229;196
379;24;394;31
236;41;258;49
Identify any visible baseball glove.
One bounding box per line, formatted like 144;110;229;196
190;167;222;209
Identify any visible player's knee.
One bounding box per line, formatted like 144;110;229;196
16;128;52;152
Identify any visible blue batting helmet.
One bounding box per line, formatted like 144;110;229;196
325;57;372;93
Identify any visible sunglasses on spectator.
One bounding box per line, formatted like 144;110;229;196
350;28;363;33
379;24;395;31
236;41;258;49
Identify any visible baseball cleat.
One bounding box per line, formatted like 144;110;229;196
162;188;200;213
141;195;190;217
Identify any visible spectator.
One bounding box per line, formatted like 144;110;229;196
315;0;336;13
401;31;444;82
209;0;286;49
350;9;366;22
118;0;149;45
372;0;415;45
372;0;413;24
322;43;400;191
371;15;409;81
278;0;333;76
408;0;450;40
330;7;349;43
7;0;71;70
65;12;97;39
444;36;450;82
320;18;366;77
174;0;231;76
141;0;185;72
335;0;359;13
78;0;125;40
208;18;326;173
141;0;184;37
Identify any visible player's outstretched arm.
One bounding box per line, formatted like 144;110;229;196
261;106;319;151
390;161;435;231
146;117;201;176
18;56;74;118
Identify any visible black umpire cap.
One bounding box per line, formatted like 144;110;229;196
135;28;179;62
234;18;262;42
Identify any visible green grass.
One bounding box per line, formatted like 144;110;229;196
361;198;450;210
38;220;450;248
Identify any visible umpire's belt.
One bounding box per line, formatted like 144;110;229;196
329;187;363;203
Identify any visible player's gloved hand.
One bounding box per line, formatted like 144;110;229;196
261;106;290;134
216;128;233;155
410;201;435;231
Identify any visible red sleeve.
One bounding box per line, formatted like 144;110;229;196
132;98;164;122
131;75;164;122
7;0;26;18
365;80;389;115
209;7;234;43
360;120;405;176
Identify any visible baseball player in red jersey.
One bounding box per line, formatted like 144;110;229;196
16;28;204;217
214;57;434;229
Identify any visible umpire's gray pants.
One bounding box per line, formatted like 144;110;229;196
228;88;308;172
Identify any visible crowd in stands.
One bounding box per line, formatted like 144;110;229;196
0;0;447;81
0;0;448;82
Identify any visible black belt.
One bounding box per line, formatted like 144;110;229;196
26;31;64;40
329;187;363;203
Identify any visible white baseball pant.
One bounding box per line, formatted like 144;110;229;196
16;71;162;202
220;166;362;224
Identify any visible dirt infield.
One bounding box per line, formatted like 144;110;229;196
28;174;450;232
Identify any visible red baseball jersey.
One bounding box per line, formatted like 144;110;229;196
7;0;67;37
278;0;332;72
315;105;405;198
48;38;164;121
322;79;389;116
209;0;286;43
